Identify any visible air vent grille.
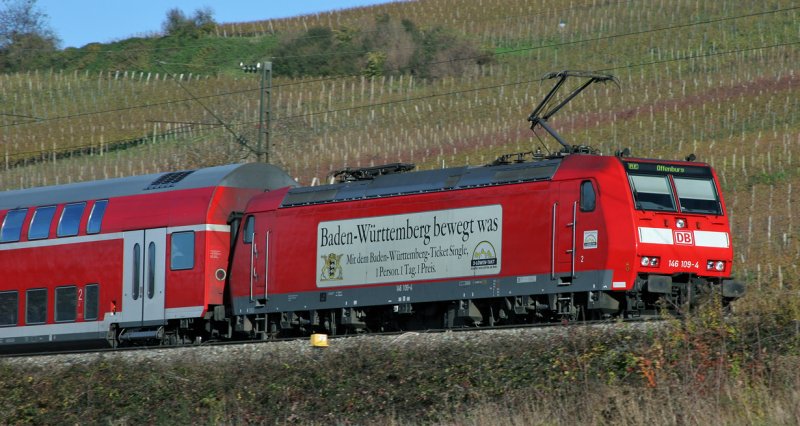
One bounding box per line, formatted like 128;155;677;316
145;170;194;190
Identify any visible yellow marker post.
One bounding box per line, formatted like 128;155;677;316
310;333;329;348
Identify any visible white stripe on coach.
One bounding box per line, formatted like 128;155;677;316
167;224;230;233
0;232;123;251
0;224;229;251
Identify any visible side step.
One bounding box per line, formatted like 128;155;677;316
118;327;164;343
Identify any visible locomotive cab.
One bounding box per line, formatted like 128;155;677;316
619;158;743;314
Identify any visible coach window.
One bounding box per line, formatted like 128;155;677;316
87;200;108;234
171;231;195;270
55;286;77;323
84;284;99;321
147;242;156;299
1;208;28;243
580;181;596;212
132;244;141;300
57;202;86;237
26;288;47;325
243;216;255;244
29;206;57;240
0;291;18;326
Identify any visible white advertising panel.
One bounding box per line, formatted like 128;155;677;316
316;205;502;287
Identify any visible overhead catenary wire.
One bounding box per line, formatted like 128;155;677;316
5;37;796;166
256;40;800;124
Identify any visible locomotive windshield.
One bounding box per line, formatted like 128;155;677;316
673;177;720;214
624;161;722;215
628;175;676;211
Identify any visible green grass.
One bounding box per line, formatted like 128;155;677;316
2;298;799;424
56;34;281;77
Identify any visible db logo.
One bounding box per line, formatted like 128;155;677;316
674;230;694;245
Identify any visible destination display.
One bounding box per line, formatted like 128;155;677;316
316;205;502;287
622;161;714;178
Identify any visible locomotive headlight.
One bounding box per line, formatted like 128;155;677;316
676;218;687;228
640;256;660;267
707;260;726;271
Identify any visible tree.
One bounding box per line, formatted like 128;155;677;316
0;0;59;71
162;7;216;38
271;15;494;79
273;27;363;77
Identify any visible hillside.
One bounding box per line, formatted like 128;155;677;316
1;0;799;294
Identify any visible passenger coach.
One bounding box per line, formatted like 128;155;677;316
0;163;295;349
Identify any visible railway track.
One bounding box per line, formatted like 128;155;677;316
0;317;661;361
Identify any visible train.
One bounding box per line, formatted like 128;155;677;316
0;71;744;350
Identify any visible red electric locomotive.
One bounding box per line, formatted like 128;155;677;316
226;153;742;337
223;71;743;337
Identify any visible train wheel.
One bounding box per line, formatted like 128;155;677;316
164;332;179;346
327;311;338;336
106;325;119;348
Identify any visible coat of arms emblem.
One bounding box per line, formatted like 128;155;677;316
320;253;344;281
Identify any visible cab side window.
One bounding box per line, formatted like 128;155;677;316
580;181;596;212
243;216;255;244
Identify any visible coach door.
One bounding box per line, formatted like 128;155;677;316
249;219;272;305
122;228;167;325
554;180;599;283
554;181;581;283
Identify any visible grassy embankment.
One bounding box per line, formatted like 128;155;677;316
2;299;799;424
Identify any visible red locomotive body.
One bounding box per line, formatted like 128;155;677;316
226;154;742;336
0;163;296;348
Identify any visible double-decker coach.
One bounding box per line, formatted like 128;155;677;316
0;163;295;349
